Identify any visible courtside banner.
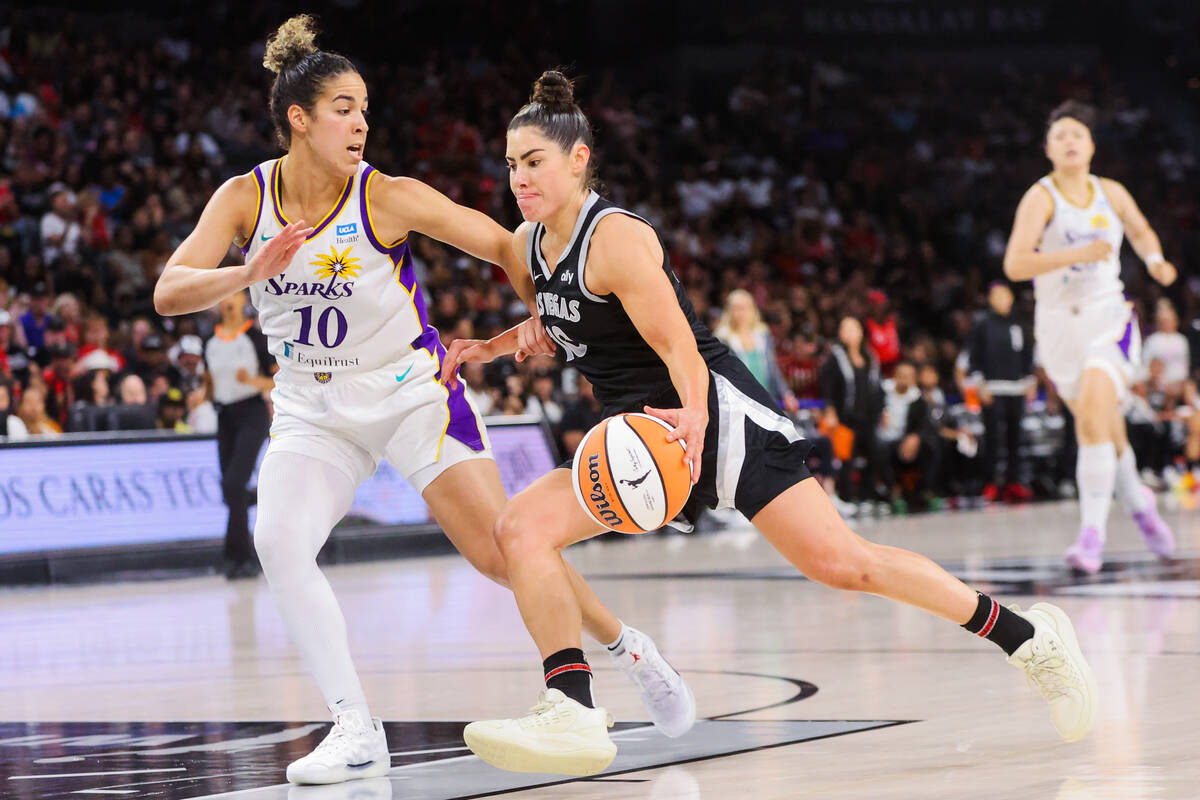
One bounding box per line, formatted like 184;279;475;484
0;419;557;554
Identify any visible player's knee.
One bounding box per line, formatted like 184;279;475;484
252;519;307;577
1075;410;1108;444
494;506;557;562
807;545;877;592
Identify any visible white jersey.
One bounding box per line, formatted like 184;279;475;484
1033;174;1125;314
241;158;438;387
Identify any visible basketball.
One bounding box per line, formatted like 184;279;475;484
571;413;693;533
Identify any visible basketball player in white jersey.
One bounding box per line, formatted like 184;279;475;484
439;71;1099;777
1004;100;1177;573
152;16;693;785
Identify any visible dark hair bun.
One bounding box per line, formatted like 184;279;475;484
531;70;576;111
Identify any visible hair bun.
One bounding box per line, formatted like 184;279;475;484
531;70;576;111
263;14;319;74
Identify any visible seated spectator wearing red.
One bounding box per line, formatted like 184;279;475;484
865;289;902;376
76;313;126;373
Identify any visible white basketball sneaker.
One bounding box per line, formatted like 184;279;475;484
1007;602;1098;742
286;710;390;785
611;627;696;738
463;689;616;776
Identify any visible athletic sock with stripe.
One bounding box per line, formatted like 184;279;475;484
962;592;1035;656
543;648;594;708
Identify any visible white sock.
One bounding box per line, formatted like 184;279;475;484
255;452;371;723
1113;446;1150;515
604;621;630;657
1076;443;1117;541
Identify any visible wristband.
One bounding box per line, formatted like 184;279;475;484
1146;252;1165;267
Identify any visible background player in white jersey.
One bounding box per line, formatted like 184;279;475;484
1004;100;1177;573
152;15;693;786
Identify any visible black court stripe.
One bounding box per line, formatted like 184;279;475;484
602;418;638;529
622;417;669;528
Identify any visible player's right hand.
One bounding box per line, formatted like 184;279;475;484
243;221;314;284
438;337;491;389
1081;239;1113;263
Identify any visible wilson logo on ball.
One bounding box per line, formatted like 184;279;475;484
572;413;693;534
587;452;625;528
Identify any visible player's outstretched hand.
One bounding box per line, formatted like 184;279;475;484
244;221;314;284
1148;259;1177;287
643;404;707;484
438;338;491;389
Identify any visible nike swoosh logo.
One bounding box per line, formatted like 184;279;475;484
261;233;275;241
395;364;414;383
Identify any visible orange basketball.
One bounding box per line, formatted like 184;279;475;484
571;412;693;533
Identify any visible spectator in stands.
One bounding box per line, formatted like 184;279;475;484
559;374;605;458
20;282;54;355
76;314;125;373
16;384;62;436
0;379;29;440
156;387;191;433
40;185;81;265
714;289;799;412
113;373;156;431
1142;299;1190;386
865;290;902;376
525;367;564;429
67;365;115;432
965;282;1035;503
820;316;883;508
174;334;206;395
40;342;75;428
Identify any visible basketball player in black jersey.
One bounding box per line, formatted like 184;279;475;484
441;71;1098;777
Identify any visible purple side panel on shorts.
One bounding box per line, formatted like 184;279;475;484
428;337;485;451
411;325;440;360
443;372;486;451
1118;312;1135;360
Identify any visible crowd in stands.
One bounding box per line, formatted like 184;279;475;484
1;6;1198;514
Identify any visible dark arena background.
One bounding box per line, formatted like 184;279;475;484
1;1;1198;798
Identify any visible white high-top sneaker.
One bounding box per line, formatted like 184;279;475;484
1007;602;1098;742
286;710;391;785
611;627;696;738
463;689;616;776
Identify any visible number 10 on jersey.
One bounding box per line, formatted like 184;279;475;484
293;305;348;348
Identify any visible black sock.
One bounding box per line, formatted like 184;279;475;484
961;593;1035;656
543;648;593;708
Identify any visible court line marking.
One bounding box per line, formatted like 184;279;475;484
10;768;186;780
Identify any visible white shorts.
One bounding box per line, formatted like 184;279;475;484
1035;298;1140;401
265;347;492;493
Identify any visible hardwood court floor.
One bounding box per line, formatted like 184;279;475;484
2;499;1198;799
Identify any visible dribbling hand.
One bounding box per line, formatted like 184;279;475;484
243;221;314;285
643;404;707;485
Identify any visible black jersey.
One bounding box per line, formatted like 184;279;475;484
526;192;730;411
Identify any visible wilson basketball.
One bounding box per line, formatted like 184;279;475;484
571;413;693;533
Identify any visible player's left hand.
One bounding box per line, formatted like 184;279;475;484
515;316;556;362
1149;259;1177;287
643;404;707;484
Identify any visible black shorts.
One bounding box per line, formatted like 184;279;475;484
558;354;813;524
